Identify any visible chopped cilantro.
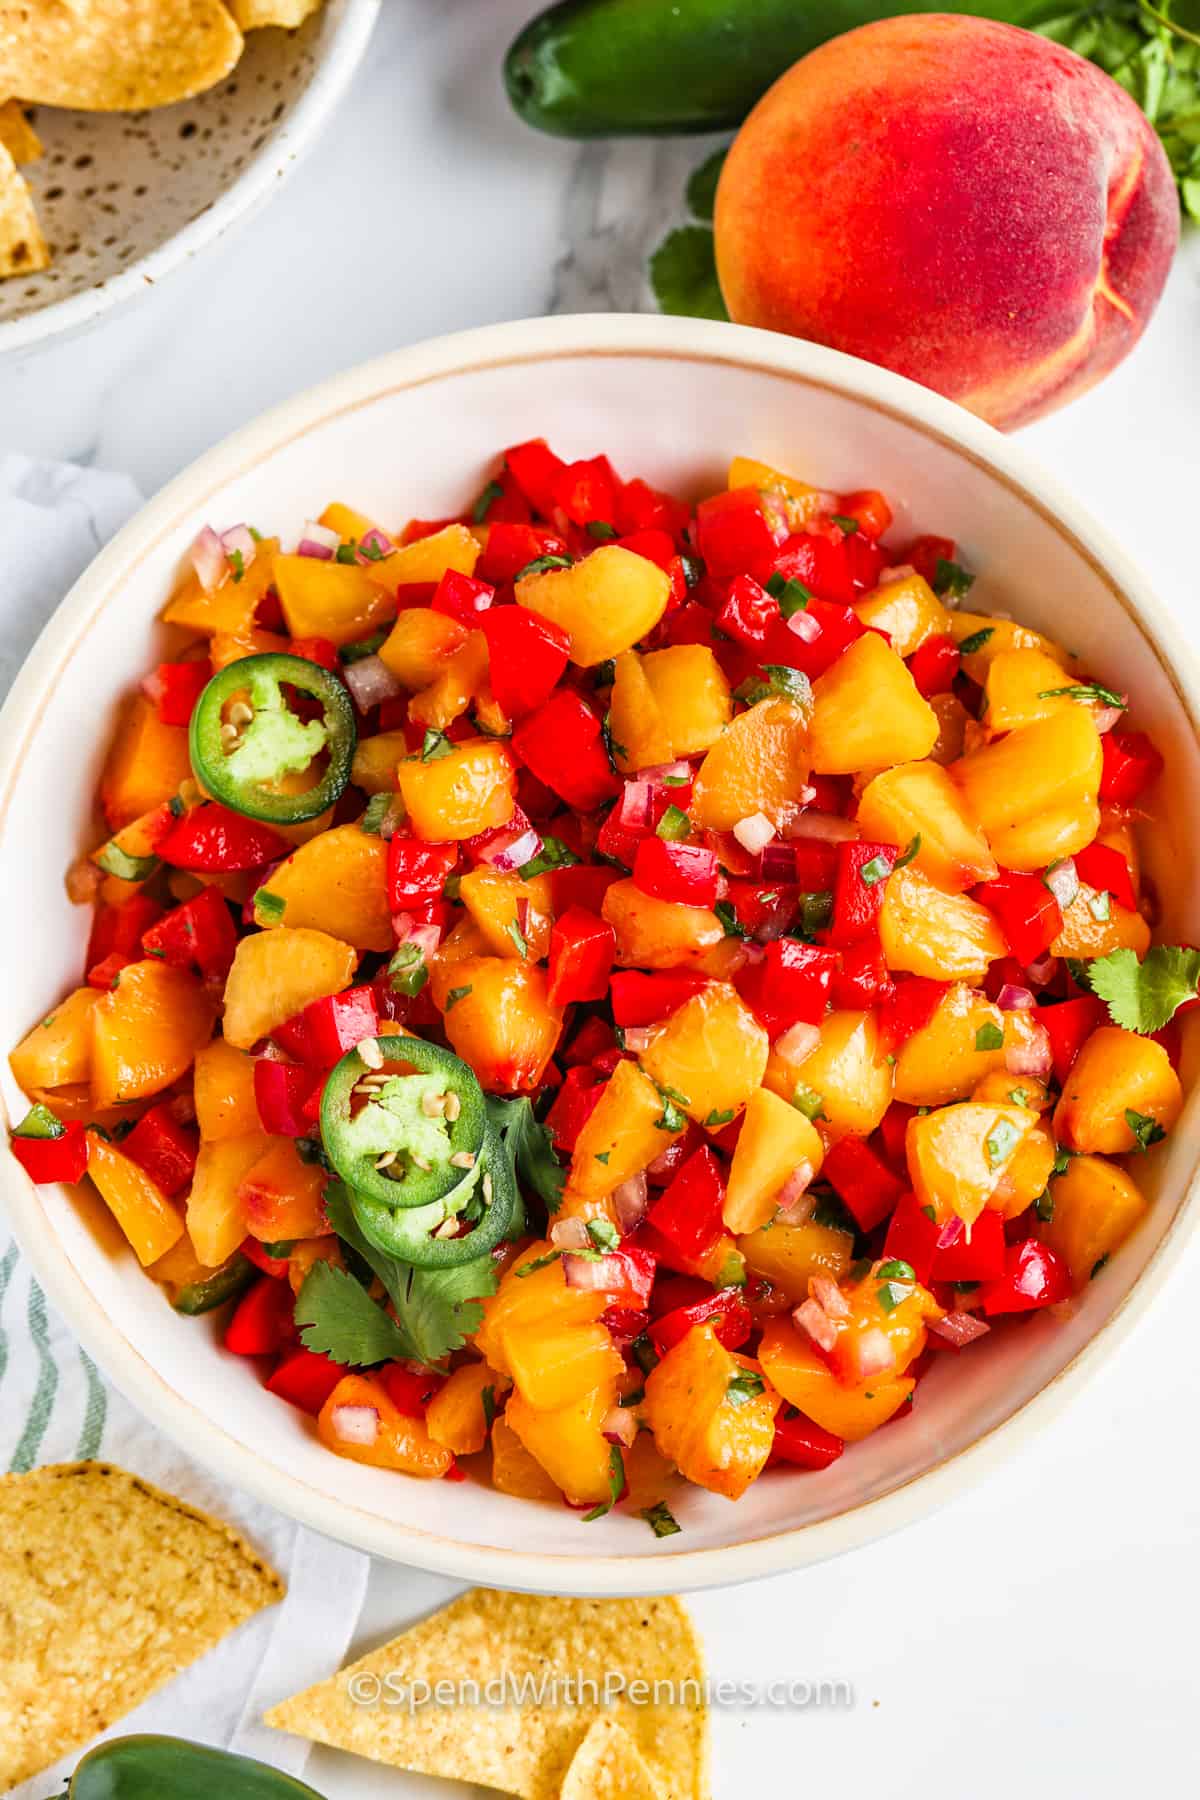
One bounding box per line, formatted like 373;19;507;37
586;1218;619;1252
595;1150;611;1165
1037;682;1125;710
506;916;529;959
975;1022;1004;1051
360;792;393;835
830;514;860;535
714;899;750;940
705;1107;735;1127
519;836;580;879
985;1118;1020;1166
254;889;286;924
295;1261;414;1367
1035;1190;1055;1222
586;520;618;540
485;1094;565;1213
654;1086;688;1132
421;728;454;762
583;1444;626;1521
472;479;504;524
641;1501;682;1539
335;541;360;564
957;626;993;655
515;553;573;580
445;985;473;1010
792;1084;826;1122
341;628;389;664
726;1369;765;1406
1125;1107;1166;1151
935;559;975;600
227;547;245;583
387;942;429;997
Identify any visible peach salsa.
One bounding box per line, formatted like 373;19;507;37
8;443;1193;1527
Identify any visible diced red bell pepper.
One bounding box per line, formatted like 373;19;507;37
1073;842;1137;913
615;476;690;543
224;1276;297;1356
830;840;896;947
632;837;720;908
773;530;856;606
546;907;616;1008
843;529;885;592
721;880;797;944
882;1190;941;1284
616;527;676;571
1041;994;1107;1084
821;1134;906;1232
974;871;1062;968
657;600;715;649
545;1065;607;1153
1099;729;1163;805
476;522;568;584
589;1247;657;1311
242;1236;291;1279
287;636;341;674
716;573;778;650
610;970;710;1027
696;487;783;585
87;891;164;978
254;1058;324;1136
595;803;647;868
145;658;212;726
512;689;621;813
550;863;619;918
649;1286;753;1355
830;936;894;1010
878;976;948;1053
158;804;291;874
878;1101;919;1171
265;1346;345;1415
902;535;956;587
381;1362;445;1416
646;1146;726;1264
88;952;130;991
432;569;495;626
122;1103;199;1199
600;1305;651;1346
769;1410;845;1470
274;984;380;1067
790;839;839;893
142;886;238;979
907;633;961;698
837;490;893;541
553;454;620;528
979;1238;1072;1315
470;465;530;526
775;597;868;680
562;1014;616;1067
930;1207;1007;1282
386;835;458;913
504;438;568;517
735;938;838;1037
10;1118;89;1184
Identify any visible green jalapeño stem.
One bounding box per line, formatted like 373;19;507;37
189;653;356;824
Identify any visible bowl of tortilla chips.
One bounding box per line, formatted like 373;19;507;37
0;0;379;353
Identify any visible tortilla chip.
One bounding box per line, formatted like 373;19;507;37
0;141;47;280
266;1589;708;1800
0;99;41;163
227;0;322;27
561;1718;666;1800
0;1461;284;1789
0;0;243;111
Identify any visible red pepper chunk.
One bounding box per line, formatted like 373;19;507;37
87;892;164;980
1040;994;1108;1085
930;1207;1007;1282
974;871;1062;967
837;490;893;541
907;633;961;698
1073;842;1138;913
769;1411;845;1471
504;438;568;517
10;1119;89;1184
122;1103;199;1199
735;939;838;1037
632;837;720;908
696;488;783;585
821;1134;906;1232
878;976;949;1053
476;522;567;584
254;1059;324;1136
224;1276;297;1356
381;1362;446;1416
979;1238;1072;1315
590;1247;657;1312
649;1286;753;1356
432;569;495;626
545;1065;607;1153
616;527;676;571
1099;730;1163;805
553;455;620;528
882;1190;941;1284
546;908;615;1008
274;984;380;1068
646;1147;726;1264
775;597;868;680
716;573;778;650
610;970;709;1027
386;835;458;914
903;535;956;587
287;636;341;674
242;1237;291;1279
615;476;690;543
266;1346;345;1415
774;530;856;606
550;863;619;918
511;690;621;813
142;886;238;979
829;936;894;1010
158;804;291;873
830;840;896;947
146;658;212;726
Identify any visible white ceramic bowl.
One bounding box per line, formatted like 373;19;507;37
0;0;378;355
2;314;1198;1594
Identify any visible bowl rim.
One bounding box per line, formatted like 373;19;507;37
0;0;381;358
3;311;1198;1594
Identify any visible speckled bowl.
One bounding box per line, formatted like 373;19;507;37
0;0;378;355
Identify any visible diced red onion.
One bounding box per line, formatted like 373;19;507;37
298;520;339;559
774;1022;821;1066
1004;1021;1053;1079
550;1216;591;1251
810;1276;850;1318
855;1327;897;1380
636;760;692;787
878;563;916;585
1043;858;1079;910
794;1299;839;1353
996;984;1035;1012
189;524;226;592
782;810;860;844
618;781;654;831
773;1161;814;1215
1092;699;1126;734
564;1252;623;1291
929;1312;991;1347
476;826;541;874
392;915;443;960
357;526;395;562
331;1404;379;1445
66;858;104;904
1026;953;1059;990
786;609;821;645
733;811;776;855
344;654;402;712
936;1217;964;1252
738;940;767;964
221;523;257;570
601;1405;638;1448
622;1026;657;1054
760;842;798;882
612;1172;648;1231
777;1190;817;1228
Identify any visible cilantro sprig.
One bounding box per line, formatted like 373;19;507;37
1088;945;1200;1034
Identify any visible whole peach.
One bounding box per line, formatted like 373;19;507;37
714;15;1179;430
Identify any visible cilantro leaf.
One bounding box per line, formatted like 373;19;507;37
726;1369;765;1406
714;899;750;940
934;558;975;600
1038;682;1126;710
641;1501;682;1538
295;1261;409;1366
1125;1107;1166;1150
519;835;580;880
472;479;504;524
1088;945;1200;1034
957;626;993;656
583;1444;626;1521
486;1094;565;1214
649;226;729;321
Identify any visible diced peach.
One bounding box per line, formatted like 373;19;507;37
517;545;669;667
808;633;938;774
491;1411;561;1501
160;542;279;636
318;1372;454;1477
620;1431;679;1514
642;645;733;757
272;555;395;648
856;761;996;893
433;956;562;1092
459;868;552;961
474;1243;609;1376
409;631;490;732
1038;1153;1148;1290
640;984;769;1128
426;1363;512;1457
907;1100;1037;1225
187;1131;272;1266
564;1058;684;1207
318;502;381;542
950;708;1103;872
506;1380;620;1506
609;651;674;774
984;647;1088;734
1054;1025;1181;1154
728;455;824;528
222;926;357;1050
504;1315;624;1413
737;1217;855;1303
990;1121;1056;1220
86;1131;184;1266
377;607;467;690
643;1324;779;1500
350;730;408;795
10;988;99;1093
764;1009;892;1141
396;739;516;842
948;610;1071;684
208;627;290;673
722;1085;824;1233
193;1038;260;1141
691;695;811;830
90;961;215;1110
895;984;1044;1106
880;865;1005;983
853;572;951;657
826;1261;939;1383
970;1069;1052;1113
286;1236;343;1296
238;1137;330;1241
254;824;391;952
602;879;724;970
365;524;480;597
758;1318;913;1441
1050;892;1150;960
99;694;193;832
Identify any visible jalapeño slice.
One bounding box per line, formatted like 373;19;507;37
348;1121;518;1269
320;1035;487;1213
190;653;356;824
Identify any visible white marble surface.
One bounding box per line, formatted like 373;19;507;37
4;2;1200;1792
